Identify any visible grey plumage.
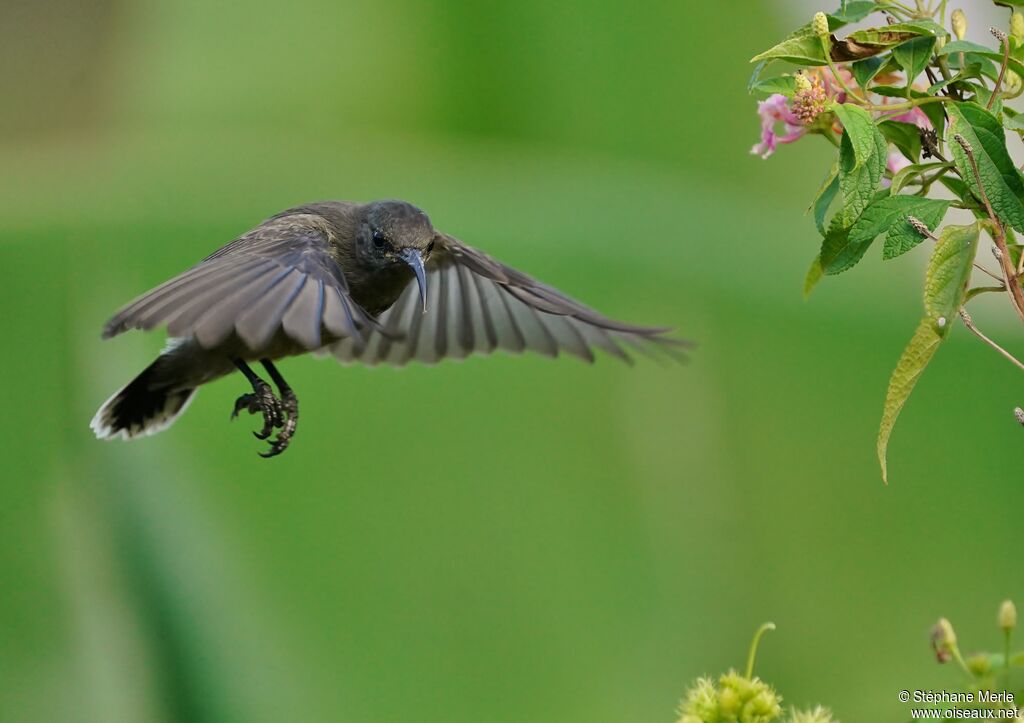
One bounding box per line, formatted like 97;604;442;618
92;199;689;455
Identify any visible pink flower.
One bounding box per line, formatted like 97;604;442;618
751;94;805;159
819;66;856;104
887;151;912;175
888;106;931;129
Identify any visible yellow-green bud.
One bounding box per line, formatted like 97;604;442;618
813;12;830;39
1005;70;1022;96
931;618;957;662
1000;600;1017;631
967;653;993;677
1013;12;1024;43
794;73;812;92
952;9;967;40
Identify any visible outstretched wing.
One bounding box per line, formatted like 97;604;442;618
330;234;690;366
103;214;375;351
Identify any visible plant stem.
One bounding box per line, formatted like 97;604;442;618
1005;627;1013;685
864;95;955;113
745;622;776;679
990;29;1011;110
959;309;1024;372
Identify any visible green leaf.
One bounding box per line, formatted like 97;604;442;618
807;165;839;234
892;35;937;82
748;61;768;92
878;120;921;162
1004;107;1024;135
890;161;951;195
833;104;888;225
881;197;951;259
750;9;876;65
803;255;825;297
829;1;879;22
751;75;799;97
843;20;947;47
877;222;978;483
939;40;1024;78
877;319;943;484
919;100;946;139
924;222;980;327
750;21;831;65
820;195;950;272
852;55;887;88
947;103;1024;232
939;175;973;204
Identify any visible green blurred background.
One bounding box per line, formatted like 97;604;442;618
2;1;1022;721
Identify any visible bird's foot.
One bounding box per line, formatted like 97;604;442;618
230;380;282;440
259;385;298;458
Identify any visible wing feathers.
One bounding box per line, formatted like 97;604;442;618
328;241;685;367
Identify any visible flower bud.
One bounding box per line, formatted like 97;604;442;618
1000;600;1017;631
952;9;967;40
813;12;830;39
931;618;957;663
967;653;993;677
791;74;829;125
1013;12;1024;43
1005;70;1023;97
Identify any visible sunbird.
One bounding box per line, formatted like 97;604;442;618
92;200;688;456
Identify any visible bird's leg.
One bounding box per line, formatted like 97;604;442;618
258;359;298;458
231;359;282;441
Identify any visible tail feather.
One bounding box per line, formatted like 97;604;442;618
91;357;197;440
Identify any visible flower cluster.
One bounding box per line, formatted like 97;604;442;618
677;671;783;723
674;624;837;723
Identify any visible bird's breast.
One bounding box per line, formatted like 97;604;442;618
349;264;415;317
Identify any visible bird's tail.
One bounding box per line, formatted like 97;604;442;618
91;356;197;440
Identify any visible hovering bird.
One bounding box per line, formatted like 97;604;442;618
92;200;688;456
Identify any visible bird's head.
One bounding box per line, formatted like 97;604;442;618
356;200;438;310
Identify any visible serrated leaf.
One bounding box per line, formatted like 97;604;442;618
751;76;799;96
924;222;980;326
834;106;888;225
881;198;951;259
820;195;949;272
947;103;1024;232
892;35;937;82
878;120;922;162
878;319;943;483
832;103;880;166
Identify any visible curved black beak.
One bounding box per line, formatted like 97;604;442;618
399;248;428;312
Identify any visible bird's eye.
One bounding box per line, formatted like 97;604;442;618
372;231;388;250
